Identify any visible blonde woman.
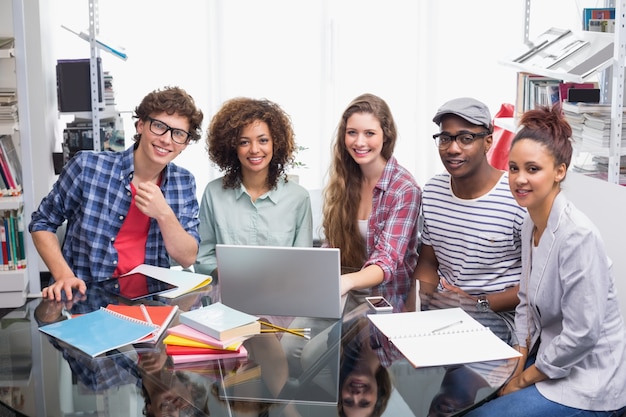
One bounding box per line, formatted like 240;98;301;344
322;93;421;312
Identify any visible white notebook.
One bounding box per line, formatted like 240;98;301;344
368;307;521;367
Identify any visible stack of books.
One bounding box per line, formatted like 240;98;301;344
0;88;17;134
0;135;22;196
583;7;615;32
581;112;626;148
562;101;626;150
0;208;26;270
562;101;626;177
163;302;260;365
103;71;116;107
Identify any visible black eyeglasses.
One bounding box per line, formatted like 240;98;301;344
432;131;491;150
147;117;192;145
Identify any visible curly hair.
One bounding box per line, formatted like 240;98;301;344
132;86;204;143
323;93;397;268
206;97;296;189
512;104;573;170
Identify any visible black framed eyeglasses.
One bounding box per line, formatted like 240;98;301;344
147;117;192;145
432;131;491;150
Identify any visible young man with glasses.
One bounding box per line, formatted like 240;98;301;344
30;86;204;302
409;98;525;327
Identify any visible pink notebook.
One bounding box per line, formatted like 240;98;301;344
166;324;247;350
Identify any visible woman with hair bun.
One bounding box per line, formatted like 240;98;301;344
466;105;626;416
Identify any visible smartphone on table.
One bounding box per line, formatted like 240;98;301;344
366;296;393;313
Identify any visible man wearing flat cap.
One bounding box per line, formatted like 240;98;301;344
409;98;525;328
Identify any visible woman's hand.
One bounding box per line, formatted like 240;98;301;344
499;374;525;396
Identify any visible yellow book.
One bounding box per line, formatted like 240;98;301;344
223;364;261;388
162;334;242;351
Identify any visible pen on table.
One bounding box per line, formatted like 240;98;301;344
139;304;153;325
259;321;310;339
431;320;463;334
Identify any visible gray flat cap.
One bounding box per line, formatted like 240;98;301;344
432;97;492;130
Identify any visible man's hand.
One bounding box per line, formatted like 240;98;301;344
41;276;86;302
134;181;171;220
440;279;474;300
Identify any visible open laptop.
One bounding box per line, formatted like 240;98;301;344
216;244;343;319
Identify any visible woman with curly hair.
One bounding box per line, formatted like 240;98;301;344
322;93;421;312
195;97;313;277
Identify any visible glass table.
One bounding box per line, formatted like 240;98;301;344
0;281;518;417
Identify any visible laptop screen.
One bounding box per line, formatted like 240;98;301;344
216;245;343;319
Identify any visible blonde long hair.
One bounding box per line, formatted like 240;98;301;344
322;93;397;268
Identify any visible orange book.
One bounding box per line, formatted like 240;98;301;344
105;304;178;344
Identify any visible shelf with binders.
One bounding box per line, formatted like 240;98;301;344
0;205;29;308
0;134;23;197
0;207;26;271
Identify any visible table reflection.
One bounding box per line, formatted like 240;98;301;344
0;278;519;417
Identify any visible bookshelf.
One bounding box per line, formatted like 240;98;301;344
0;1;34;308
497;0;626;185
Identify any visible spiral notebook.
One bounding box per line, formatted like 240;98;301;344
368;307;521;367
105;304;179;344
39;307;158;357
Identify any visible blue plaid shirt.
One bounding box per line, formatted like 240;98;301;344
29;145;200;283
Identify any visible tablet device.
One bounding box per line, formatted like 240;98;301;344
101;273;178;301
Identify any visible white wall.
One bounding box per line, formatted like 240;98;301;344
41;1;621;282
46;0;600;198
563;172;626;321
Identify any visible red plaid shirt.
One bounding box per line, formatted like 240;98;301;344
364;157;421;312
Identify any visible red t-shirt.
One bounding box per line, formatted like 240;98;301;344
113;182;150;297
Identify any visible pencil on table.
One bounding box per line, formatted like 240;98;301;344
260;328;310;333
260;327;310;333
258;321;311;339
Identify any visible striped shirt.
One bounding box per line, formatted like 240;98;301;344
421;171;524;295
29;145;200;283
